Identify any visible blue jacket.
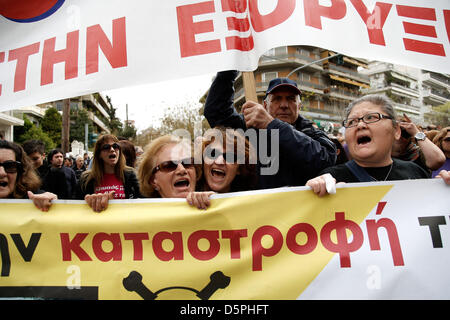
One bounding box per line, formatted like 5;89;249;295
204;70;337;189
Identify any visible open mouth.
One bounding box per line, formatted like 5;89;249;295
357;135;372;145
108;154;117;159
211;168;226;178
174;179;190;188
0;181;8;187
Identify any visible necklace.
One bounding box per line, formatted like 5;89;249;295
370;162;394;181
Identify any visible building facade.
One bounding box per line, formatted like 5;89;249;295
210;45;449;132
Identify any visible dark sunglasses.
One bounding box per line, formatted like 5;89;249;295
204;148;238;163
100;143;121;151
152;157;195;174
0;160;23;174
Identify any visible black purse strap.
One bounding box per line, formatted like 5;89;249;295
345;160;375;182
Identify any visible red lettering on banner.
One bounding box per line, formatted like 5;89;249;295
7;43;40;92
304;0;346;30
152;231;184;261
187;230;220;261
366;218;404;266
320;212;364;268
86;17;128;75
350;0;392;46
0;52;4;96
176;1;221;58
444;10;450;43
396;5;445;57
92;233;122;262
0;17;128;97
248;0;296;32
41;30;79;86
123;233;149;261
222;0;254;52
252;225;283;271
286;223;317;255
221;229;248;259
60;233;92;261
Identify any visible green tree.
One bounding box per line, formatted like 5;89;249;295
424;102;450;127
40;107;62;147
70;109;94;145
14;116;55;151
119;123;137;140
105;95;124;135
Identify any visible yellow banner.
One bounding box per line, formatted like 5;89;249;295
0;184;395;300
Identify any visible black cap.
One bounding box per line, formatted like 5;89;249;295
265;78;301;99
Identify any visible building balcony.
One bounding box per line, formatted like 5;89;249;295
422;72;450;89
390;82;420;98
422;88;450;106
82;94;111;120
87;111;110;133
365;83;420;99
325;86;361;101
259;52;323;72
325;64;370;85
392;102;421;116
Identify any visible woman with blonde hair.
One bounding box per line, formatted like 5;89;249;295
138;135;213;209
76;134;141;212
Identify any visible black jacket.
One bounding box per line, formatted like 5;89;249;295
204;70;337;189
42;166;77;199
75;168;141;200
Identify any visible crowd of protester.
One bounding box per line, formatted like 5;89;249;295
0;71;449;212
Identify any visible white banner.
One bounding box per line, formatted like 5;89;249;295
0;0;449;111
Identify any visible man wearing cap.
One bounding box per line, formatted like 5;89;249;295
204;70;336;189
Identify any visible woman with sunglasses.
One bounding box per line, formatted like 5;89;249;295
197;127;257;194
76;134;141;212
138;135;213;209
431;127;450;179
0;140;57;211
306;95;440;196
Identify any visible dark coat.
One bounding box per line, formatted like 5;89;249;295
204;70;337;189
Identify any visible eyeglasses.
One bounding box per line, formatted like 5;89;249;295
100;143;121;151
0;160;22;174
152;157;195;174
204;148;238;164
343;112;393;128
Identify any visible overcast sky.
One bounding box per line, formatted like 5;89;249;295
102;73;216;133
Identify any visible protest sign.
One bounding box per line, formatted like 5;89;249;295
0;178;449;300
1;0;449;110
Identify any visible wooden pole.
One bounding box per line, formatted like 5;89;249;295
242;71;258;102
61;98;70;154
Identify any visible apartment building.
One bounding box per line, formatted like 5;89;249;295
214;45;370;132
204;45;449;131
0;92;111;141
41;92;112;134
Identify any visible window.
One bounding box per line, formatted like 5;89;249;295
262;72;278;82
